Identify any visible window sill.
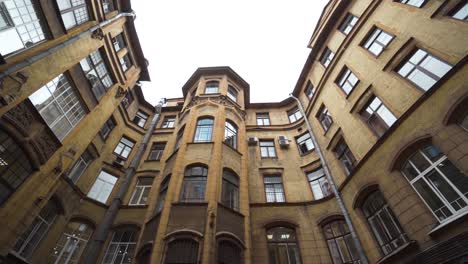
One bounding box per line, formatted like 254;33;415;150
428;208;468;236
222;142;242;156
172;202;208;206
121;204;148;209
144;159;161;162
376;240;418;264
7;251;31;264
299;149;315;156
188;141;214;145
218;202;244;217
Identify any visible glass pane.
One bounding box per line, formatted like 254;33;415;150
413;178;452;221
438;160;468;199
409;151;431;172
426;169;466;210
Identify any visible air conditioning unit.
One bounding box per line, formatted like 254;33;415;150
248;137;258;146
113;157;125;168
278;136;290;148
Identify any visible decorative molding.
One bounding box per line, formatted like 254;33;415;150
182;95;247;120
91;28;105;40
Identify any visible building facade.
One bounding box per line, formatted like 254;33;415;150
0;0;467;264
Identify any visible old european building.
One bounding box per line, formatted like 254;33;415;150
0;0;467;264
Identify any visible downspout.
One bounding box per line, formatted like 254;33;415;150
0;12;136;80
82;98;166;263
289;94;369;264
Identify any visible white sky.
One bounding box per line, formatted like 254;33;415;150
132;0;329;105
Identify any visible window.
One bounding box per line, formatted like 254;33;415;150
122;91;134;108
323;220;360;264
0;0;46;56
360;96;397;137
264;176;285;203
164;239;199;264
267;227;301;264
401;144;468;222
114;136;135;159
180;165;208;202
156;176;170;213
87;171;117;203
174;126;185;150
49;222;93;264
80;49;114;100
102;0;116;14
362;27;394;56
102;228;138;264
397;49;452;91
256;113;270;126
190;89;197;101
0;129;33;205
100;117;116;140
362;191;408;255
338;13;358;35
129;177;153;205
13;200;58;259
459;111;468;132
204;81;219;94
161;116;176;128
450;2;468;21
148;143;165;161
320;48;335;68
296;133;314;155
113;34;125;52
29;73;86;141
307;168;332;200
227;85;238;102
288;107;302;123
193;117;214;142
68;149;93;183
317;106;333;132
56;0;90;30
305;81;315;99
133;110;149;128
218;240;242;264
333;139;356;176
221;170;239;210
260;140;276;158
224;121;238;149
119;54;132;72
398;0;426;8
336;67;359;95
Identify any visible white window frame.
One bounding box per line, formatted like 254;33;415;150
337;67;359;95
288;107;302;123
362;27;394;56
113;136;135;159
129;177;153;205
134;110;148;128
161;116;176;128
307;168;331;200
260;140;276;158
50;223;93;264
102;229;137;264
87;171;117;203
227;85;238;102
67;149;93;183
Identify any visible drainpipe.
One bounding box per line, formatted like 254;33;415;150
82;98;166;263
289;94;369;264
0;12;136;80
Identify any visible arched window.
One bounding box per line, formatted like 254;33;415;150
267;226;302;264
165;238;199;264
102;227;139;264
13;199;60;259
224;121;238;149
218;240;242;264
361;191;407;255
49;221;94;263
181;165;208;202
221;169;239;210
205;81;219;94
322;220;360;264
401;144;468;222
194;118;214;142
0;129;33;205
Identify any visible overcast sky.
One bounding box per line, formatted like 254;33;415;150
132;0;329;105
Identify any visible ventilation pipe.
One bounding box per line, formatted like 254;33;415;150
289;94;369;264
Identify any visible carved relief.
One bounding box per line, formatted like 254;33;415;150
182;95;246;120
91;28;105;40
0;72;29;107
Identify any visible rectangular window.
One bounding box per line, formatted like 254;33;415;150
122;91;134;108
317;106;333;132
193;118;214;142
307;168;331;200
29;73;86;141
113;136;135;159
119;54;132;72
264;176;285;203
398;0;426;8
360;96;397;137
174;127;184;150
0;0;47;56
57;0;90;30
296;133;314;155
336;67;359;95
68;149;93;183
148;143;165;161
113;34;125;52
450;2;468;21
338;13;358;35
320;47;335;68
305;81;315;99
80;49;114;100
256;113;270;126
99;117;116;140
362;27;394;56
288;107;302;123
102;0;116;13
397;49;452;91
204;81;219;94
227;86;238;102
156;177;170;212
333;139;356;176
129;177;153;205
87;171;117;203
161;116;176;128
133;110;148;128
260;140;276;158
